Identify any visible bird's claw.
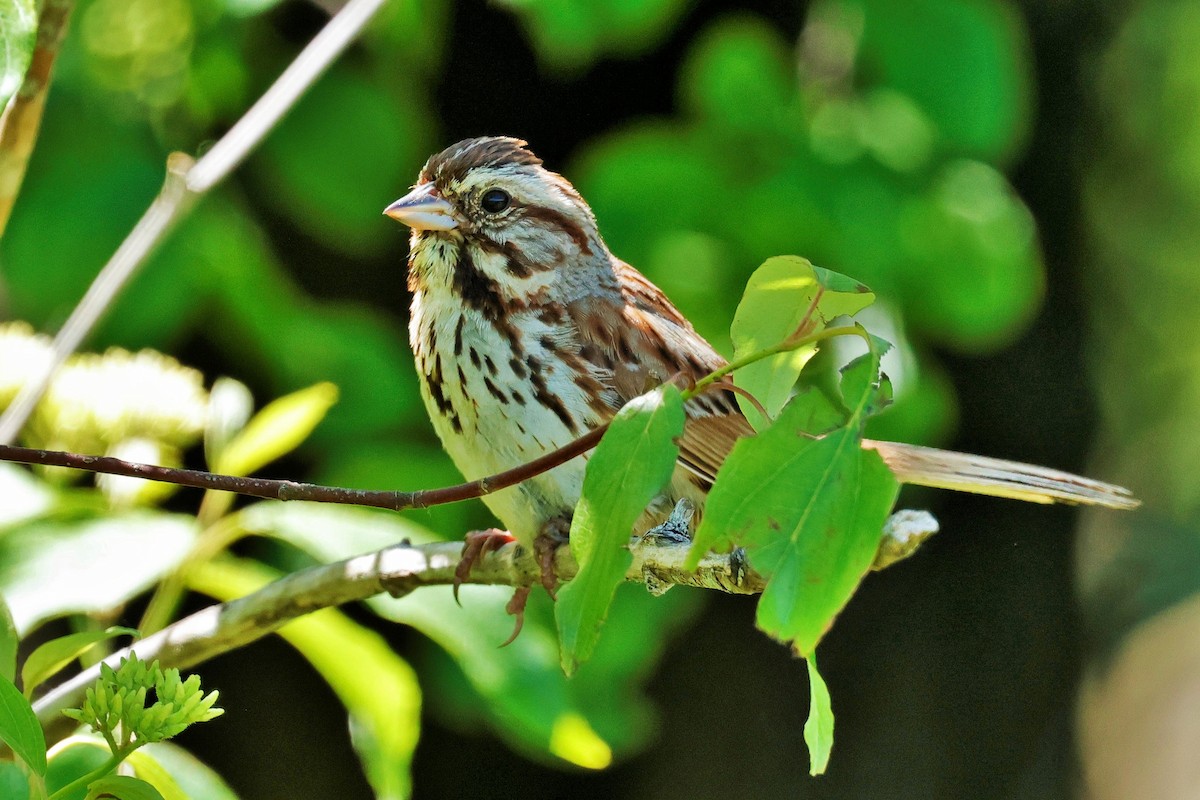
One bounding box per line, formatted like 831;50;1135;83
454;528;515;606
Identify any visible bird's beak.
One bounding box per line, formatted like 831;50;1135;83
383;184;458;231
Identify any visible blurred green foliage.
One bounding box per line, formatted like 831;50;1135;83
0;0;1064;796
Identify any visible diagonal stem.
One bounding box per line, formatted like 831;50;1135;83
0;0;390;446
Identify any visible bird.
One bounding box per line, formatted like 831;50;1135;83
384;136;1137;626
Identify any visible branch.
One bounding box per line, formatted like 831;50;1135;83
0;0;390;446
0;0;73;236
0;421;607;510
30;536;762;731
31;509;937;734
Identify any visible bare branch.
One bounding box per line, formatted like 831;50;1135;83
0;421;607;510
0;0;390;445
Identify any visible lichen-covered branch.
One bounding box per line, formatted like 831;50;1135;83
31;509;937;735
30;536;762;731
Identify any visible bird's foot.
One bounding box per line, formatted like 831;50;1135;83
454;528;515;606
637;499;696;596
638;498;695;545
533;516;571;599
499;586;532;648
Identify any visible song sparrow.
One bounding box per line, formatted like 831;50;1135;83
385;136;1135;592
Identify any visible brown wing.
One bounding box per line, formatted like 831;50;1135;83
567;260;754;487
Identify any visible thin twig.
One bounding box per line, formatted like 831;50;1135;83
0;422;607;511
0;0;74;236
0;0;390;446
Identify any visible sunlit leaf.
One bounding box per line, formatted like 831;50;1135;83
0;463;54;531
85;775;165;800
0;595;15;684
556;385;684;675
21;626;138;698
214;382;338;478
189;557;421;800
731;256;875;427
129;742;239;800
46;737;109;797
0;513;198;634
804;655;833;775
0;674;44;775
0;0;35;110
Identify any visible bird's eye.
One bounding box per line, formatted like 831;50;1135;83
480;189;510;214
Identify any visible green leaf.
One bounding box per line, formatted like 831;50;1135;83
21;627;138;699
124;750;189;800
0;760;27;799
189;557;420;800
555;385;685;675
46;736;109;797
0;0;35;110
0;513;198;635
85;775;166;800
0;594;16;683
804;655;834;775
731;256;875;428
691;342;899;655
0;674;44;775
128;743;239;800
214;382;338;478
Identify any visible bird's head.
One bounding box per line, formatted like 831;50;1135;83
385;137;608;292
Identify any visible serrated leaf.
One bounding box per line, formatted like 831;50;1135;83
731;257;875;428
189;557;420;800
804;655;833;775
21;627;138;698
555;385;685;675
691;340;899;655
0;595;15;684
0;0;35;110
85;775;165;800
0;674;44;775
214;382;338;478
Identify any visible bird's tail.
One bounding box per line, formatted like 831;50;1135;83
864;440;1139;510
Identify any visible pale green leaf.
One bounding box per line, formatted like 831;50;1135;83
21;627;138;698
214;382;338;477
0;513;199;634
556;385;685;675
0;0;35;110
189;557;420;800
129;742;240;800
0;674;44;775
85;775;165;800
0;463;55;531
0;595;15;683
731;256;875;428
804;655;834;775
